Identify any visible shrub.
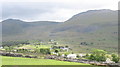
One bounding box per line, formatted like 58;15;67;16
112;54;119;63
76;54;80;58
54;50;59;53
40;48;51;55
88;49;107;62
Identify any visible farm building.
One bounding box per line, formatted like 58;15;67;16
67;54;77;59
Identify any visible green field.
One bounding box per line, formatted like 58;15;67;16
2;56;89;65
1;56;105;67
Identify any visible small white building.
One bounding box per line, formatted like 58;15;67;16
62;48;69;52
0;46;3;49
67;54;77;59
61;54;65;57
105;58;115;63
51;52;58;56
79;54;86;57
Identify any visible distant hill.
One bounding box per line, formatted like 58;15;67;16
2;19;60;36
1;9;118;53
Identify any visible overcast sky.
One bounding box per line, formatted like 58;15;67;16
0;0;119;22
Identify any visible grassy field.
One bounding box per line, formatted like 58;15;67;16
17;45;51;49
2;56;89;65
1;56;106;67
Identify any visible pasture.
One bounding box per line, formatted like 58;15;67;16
2;56;89;65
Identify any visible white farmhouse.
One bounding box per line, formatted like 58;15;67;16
61;54;65;57
67;54;77;59
0;46;3;49
51;52;58;56
79;54;86;57
105;58;115;63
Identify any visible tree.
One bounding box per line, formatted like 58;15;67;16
52;46;59;49
89;54;96;60
54;42;58;45
65;45;69;48
112;54;119;63
54;50;59;53
5;45;13;53
76;54;80;58
88;49;107;62
86;53;89;57
71;52;74;54
40;48;51;54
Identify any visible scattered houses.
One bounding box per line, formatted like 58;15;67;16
0;40;119;66
51;45;70;52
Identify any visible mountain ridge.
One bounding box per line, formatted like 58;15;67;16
2;9;117;23
1;9;118;53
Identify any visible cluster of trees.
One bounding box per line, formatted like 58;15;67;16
16;49;29;53
88;49;107;62
40;48;51;54
111;54;119;63
5;46;13;53
2;40;30;46
86;49;119;63
2;40;30;53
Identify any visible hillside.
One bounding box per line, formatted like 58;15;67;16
1;9;118;53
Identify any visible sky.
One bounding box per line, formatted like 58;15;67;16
0;0;119;22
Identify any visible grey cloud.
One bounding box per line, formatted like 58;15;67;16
2;2;57;19
1;2;107;21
